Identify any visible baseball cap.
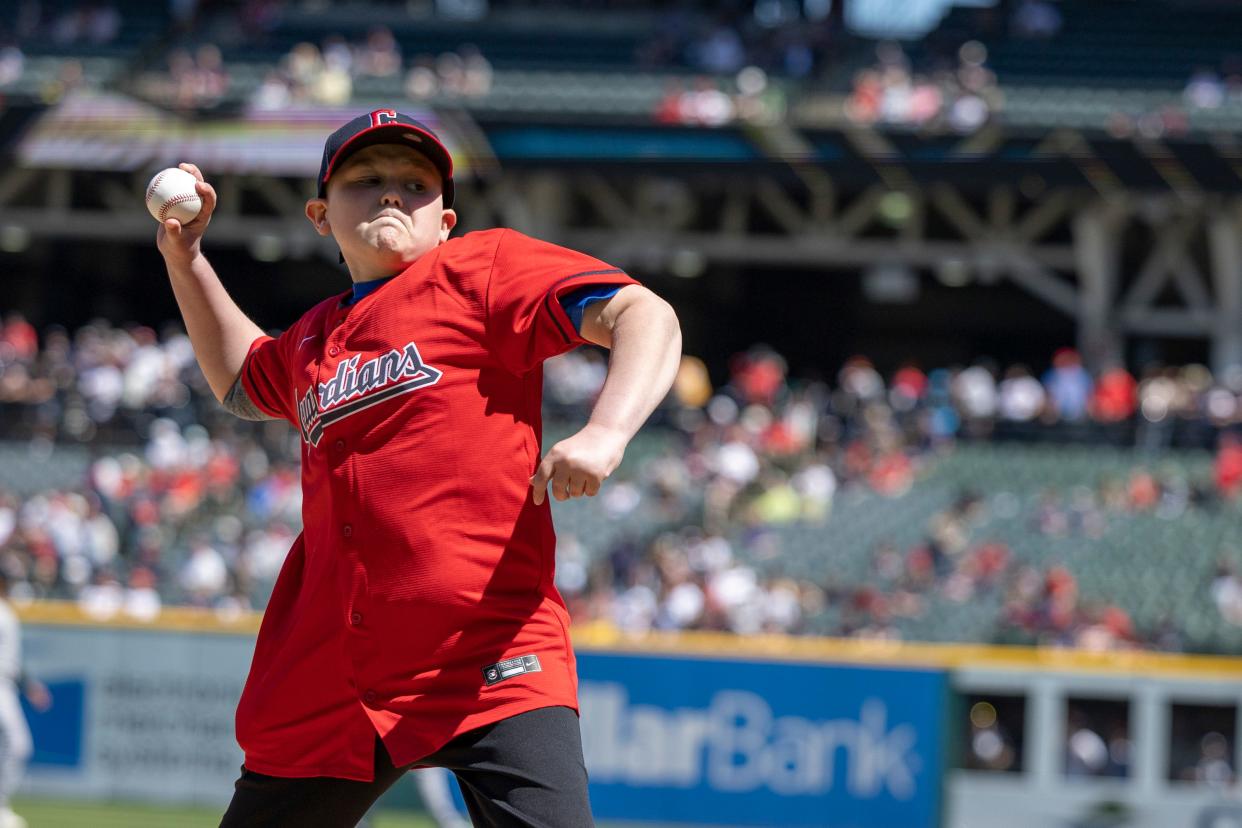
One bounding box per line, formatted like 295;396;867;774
317;109;455;207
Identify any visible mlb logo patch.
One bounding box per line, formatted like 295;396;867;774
481;655;541;686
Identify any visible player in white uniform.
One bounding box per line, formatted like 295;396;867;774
355;768;467;827
0;575;50;828
413;767;469;828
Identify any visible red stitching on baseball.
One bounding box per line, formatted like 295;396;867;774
158;192;201;221
146;170;168;204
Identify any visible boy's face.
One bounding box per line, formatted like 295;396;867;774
305;144;457;282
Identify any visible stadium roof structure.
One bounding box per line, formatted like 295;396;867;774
1;90;1241;375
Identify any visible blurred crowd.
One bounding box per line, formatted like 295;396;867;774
0;314;301;617
0;313;216;442
966;693;1236;788
0;0;986;131
545;343;1242;652
145;2;809;119
637;4;834;80
653;66;785;126
0;428;300;619
252;32;495;112
135;24;495;112
6;313;1242;653
6;0;1242;144
845;39;1002;132
0;0;128;101
10;0;125;48
1009;0;1062;40
1183;58;1242;111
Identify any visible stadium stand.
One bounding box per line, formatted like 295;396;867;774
933;0;1242;88
6;0;1242;134
5;311;1242;655
8;4;1242;825
0;0;170;98
2;17;1242;797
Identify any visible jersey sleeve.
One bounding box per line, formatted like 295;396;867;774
239;328;298;424
485;229;639;375
560;284;624;332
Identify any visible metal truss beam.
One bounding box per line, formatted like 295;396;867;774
3;165;1242;372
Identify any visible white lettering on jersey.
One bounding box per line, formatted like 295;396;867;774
297;341;441;446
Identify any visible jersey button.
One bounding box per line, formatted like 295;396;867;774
363;690;377;705
350;612;362;625
334;439;346;452
328;345;340;356
342;524;353;538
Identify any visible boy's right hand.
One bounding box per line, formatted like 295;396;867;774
155;162;217;269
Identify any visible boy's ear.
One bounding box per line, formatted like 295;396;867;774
440;208;457;242
305;199;331;236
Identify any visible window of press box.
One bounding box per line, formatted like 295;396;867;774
1168;702;1237;787
1064;697;1131;779
960;693;1025;773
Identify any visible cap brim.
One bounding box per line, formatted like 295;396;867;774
320;123;455;205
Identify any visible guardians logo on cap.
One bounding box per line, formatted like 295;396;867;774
318;109;455;207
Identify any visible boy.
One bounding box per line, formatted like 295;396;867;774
155;109;681;826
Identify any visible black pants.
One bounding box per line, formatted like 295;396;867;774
219;705;595;828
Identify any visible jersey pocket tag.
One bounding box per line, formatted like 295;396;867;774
481;654;542;686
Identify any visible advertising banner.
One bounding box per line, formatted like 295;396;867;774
578;651;947;828
21;623;250;806
20;624;947;825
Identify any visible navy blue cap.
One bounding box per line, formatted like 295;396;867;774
317;109;455;207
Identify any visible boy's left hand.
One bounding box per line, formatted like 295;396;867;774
530;423;627;505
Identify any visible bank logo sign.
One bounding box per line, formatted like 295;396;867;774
577;653;946;828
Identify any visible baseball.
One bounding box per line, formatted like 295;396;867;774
145;167;203;224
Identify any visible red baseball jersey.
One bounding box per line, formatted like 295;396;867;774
236;228;638;780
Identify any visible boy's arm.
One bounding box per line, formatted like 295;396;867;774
530;284;681;505
155;162;266;405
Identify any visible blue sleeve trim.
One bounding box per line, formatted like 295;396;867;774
560;285;623;333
